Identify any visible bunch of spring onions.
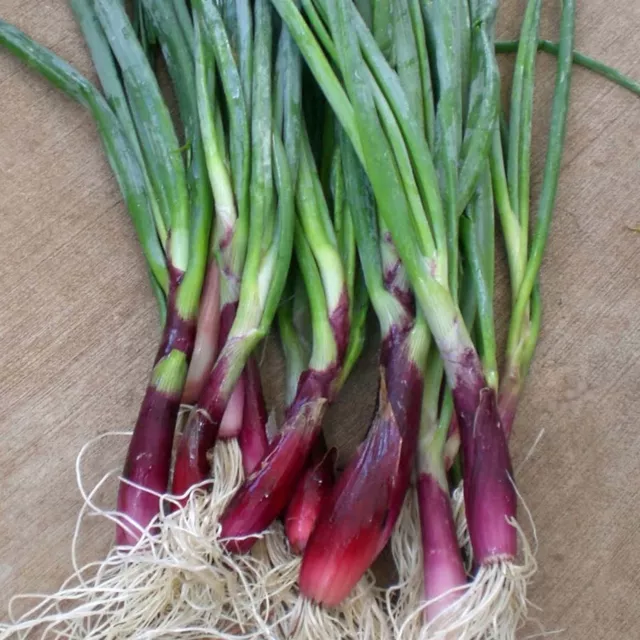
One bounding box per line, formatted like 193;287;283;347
2;0;640;638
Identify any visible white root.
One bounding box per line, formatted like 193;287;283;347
451;481;473;572
258;528;391;640
385;484;539;640
384;491;424;639
0;434;281;639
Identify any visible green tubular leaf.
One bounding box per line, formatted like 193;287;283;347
522;283;542;371
193;13;236;237
233;0;273;334
355;0;374;28
172;0;194;47
235;0;254;111
148;266;168;324
496;39;640;97
278;274;311;405
151;350;188;394
372;0;394;60
461;167;498;390
408;0;435;147
337;265;370;389
196;0;250;220
423;0;463;296
506;0;541;229
344;1;448;277
0;20;169;296
277;6;303;187
294;222;337;369
300;0;337;61
256;134;296;336
94;0;189;270
516;0;543;267
69;0;168;247
297;129;346;315
340;132;408;335
455;0;472;121
327;0;476;381
332;151;356;300
143;0;213;320
312;0;446;263
456;0;500;217
490;126;523;300
270;0;362;157
193;2;246;303
507;0;576;363
393;0;424;134
372;80;436;260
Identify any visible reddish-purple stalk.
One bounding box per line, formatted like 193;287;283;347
238;356;270;475
171;337;247;498
497;369;520;440
284;442;336;554
218;294;349;553
214;301;245;440
452;353;517;565
417;472;467;619
116;269;196;546
182;261;221;404
299;322;423;606
172;294;272;497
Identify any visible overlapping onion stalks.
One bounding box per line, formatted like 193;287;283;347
269;0;574;637
3;0;640;638
0;0;295;636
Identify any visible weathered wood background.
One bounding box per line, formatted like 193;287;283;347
1;1;639;637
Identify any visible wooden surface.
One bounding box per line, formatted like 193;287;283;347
1;1;640;638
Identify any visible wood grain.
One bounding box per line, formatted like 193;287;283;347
1;1;640;638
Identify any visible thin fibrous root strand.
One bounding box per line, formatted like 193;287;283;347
0;438;283;639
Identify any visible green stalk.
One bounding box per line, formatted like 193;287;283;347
496;38;640;97
454;0;472;123
275;5;303;186
235;0;254;111
333;149;369;386
422;0;463;296
356;0;373;28
297;128;346;314
172;0;194;46
278;274;311;404
295;223;337;369
461;167;497;390
315;0;447;279
69;0;167;248
456;0;500;217
490;126;523;300
94;0;189;272
340;131;407;333
339;268;369;386
408;0;435;147
330;0;476;370
256;135;297;337
232;0;273;335
393;0;424;134
268;0;362;157
0;20;168;295
142;0;212;320
506;0;575;363
372;0;394;60
272;0;473;377
506;0;541;230
300;0;337;60
193;0;250;306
